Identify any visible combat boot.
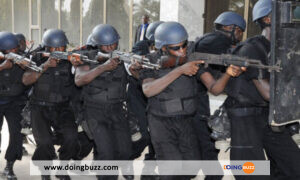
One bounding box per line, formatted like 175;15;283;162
2;161;17;180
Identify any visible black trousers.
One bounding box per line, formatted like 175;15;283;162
193;114;223;180
0;114;3;153
0;101;23;161
229;108;300;180
31;103;78;161
193;93;222;180
84;103;132;180
148;113;200;180
127;78;155;160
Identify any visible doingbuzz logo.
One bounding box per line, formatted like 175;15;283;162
224;162;255;174
242;162;255;174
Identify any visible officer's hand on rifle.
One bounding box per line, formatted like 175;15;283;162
129;60;142;79
178;60;204;76
1;59;13;70
14;59;31;69
43;57;59;71
226;65;245;77
69;54;84;67
130;59;143;71
103;57;119;71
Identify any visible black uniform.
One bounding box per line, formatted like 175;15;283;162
194;31;232;157
140;49;201;180
0;64;26;162
69;48;95;160
81;55;132;180
193;31;232;180
30;54;78;161
226;35;300;180
129;40;156;160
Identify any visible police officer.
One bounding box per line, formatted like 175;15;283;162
22;29;78;180
14;33;27;54
224;0;300;179
132;21;164;56
69;34;96;160
140;22;243;180
129;21;164;161
0;32;28;180
129;21;164;180
14;33;31;156
74;24;133;180
193;12;246;180
72;34;96;53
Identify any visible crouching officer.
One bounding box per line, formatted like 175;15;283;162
140;22;243;180
0;32;28;180
22;29;78;180
74;24;132;180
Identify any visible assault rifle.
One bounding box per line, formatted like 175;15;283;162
97;50;161;70
39;51;99;64
187;52;282;72
0;52;42;72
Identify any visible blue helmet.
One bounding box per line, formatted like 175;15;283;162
252;0;272;22
154;22;188;49
42;29;69;48
145;21;164;41
91;24;120;46
86;34;93;46
0;32;19;51
214;11;246;31
14;33;26;42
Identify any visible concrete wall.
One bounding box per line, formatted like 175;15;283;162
160;0;205;41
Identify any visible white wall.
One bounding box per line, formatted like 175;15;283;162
159;0;179;21
160;0;205;41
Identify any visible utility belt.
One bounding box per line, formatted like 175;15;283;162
30;99;70;107
83;90;125;108
150;111;196;120
226;107;269;117
84;98;124;109
148;96;197;117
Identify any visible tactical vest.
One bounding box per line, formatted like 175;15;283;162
82;63;128;107
225;35;269;108
31;57;73;104
0;65;26;97
147;68;198;117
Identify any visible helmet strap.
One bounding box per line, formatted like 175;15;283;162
216;25;239;45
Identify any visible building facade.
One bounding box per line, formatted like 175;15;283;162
0;0;260;51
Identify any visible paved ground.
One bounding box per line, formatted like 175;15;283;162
0;94;299;180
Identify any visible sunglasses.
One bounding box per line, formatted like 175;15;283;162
167;41;188;51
